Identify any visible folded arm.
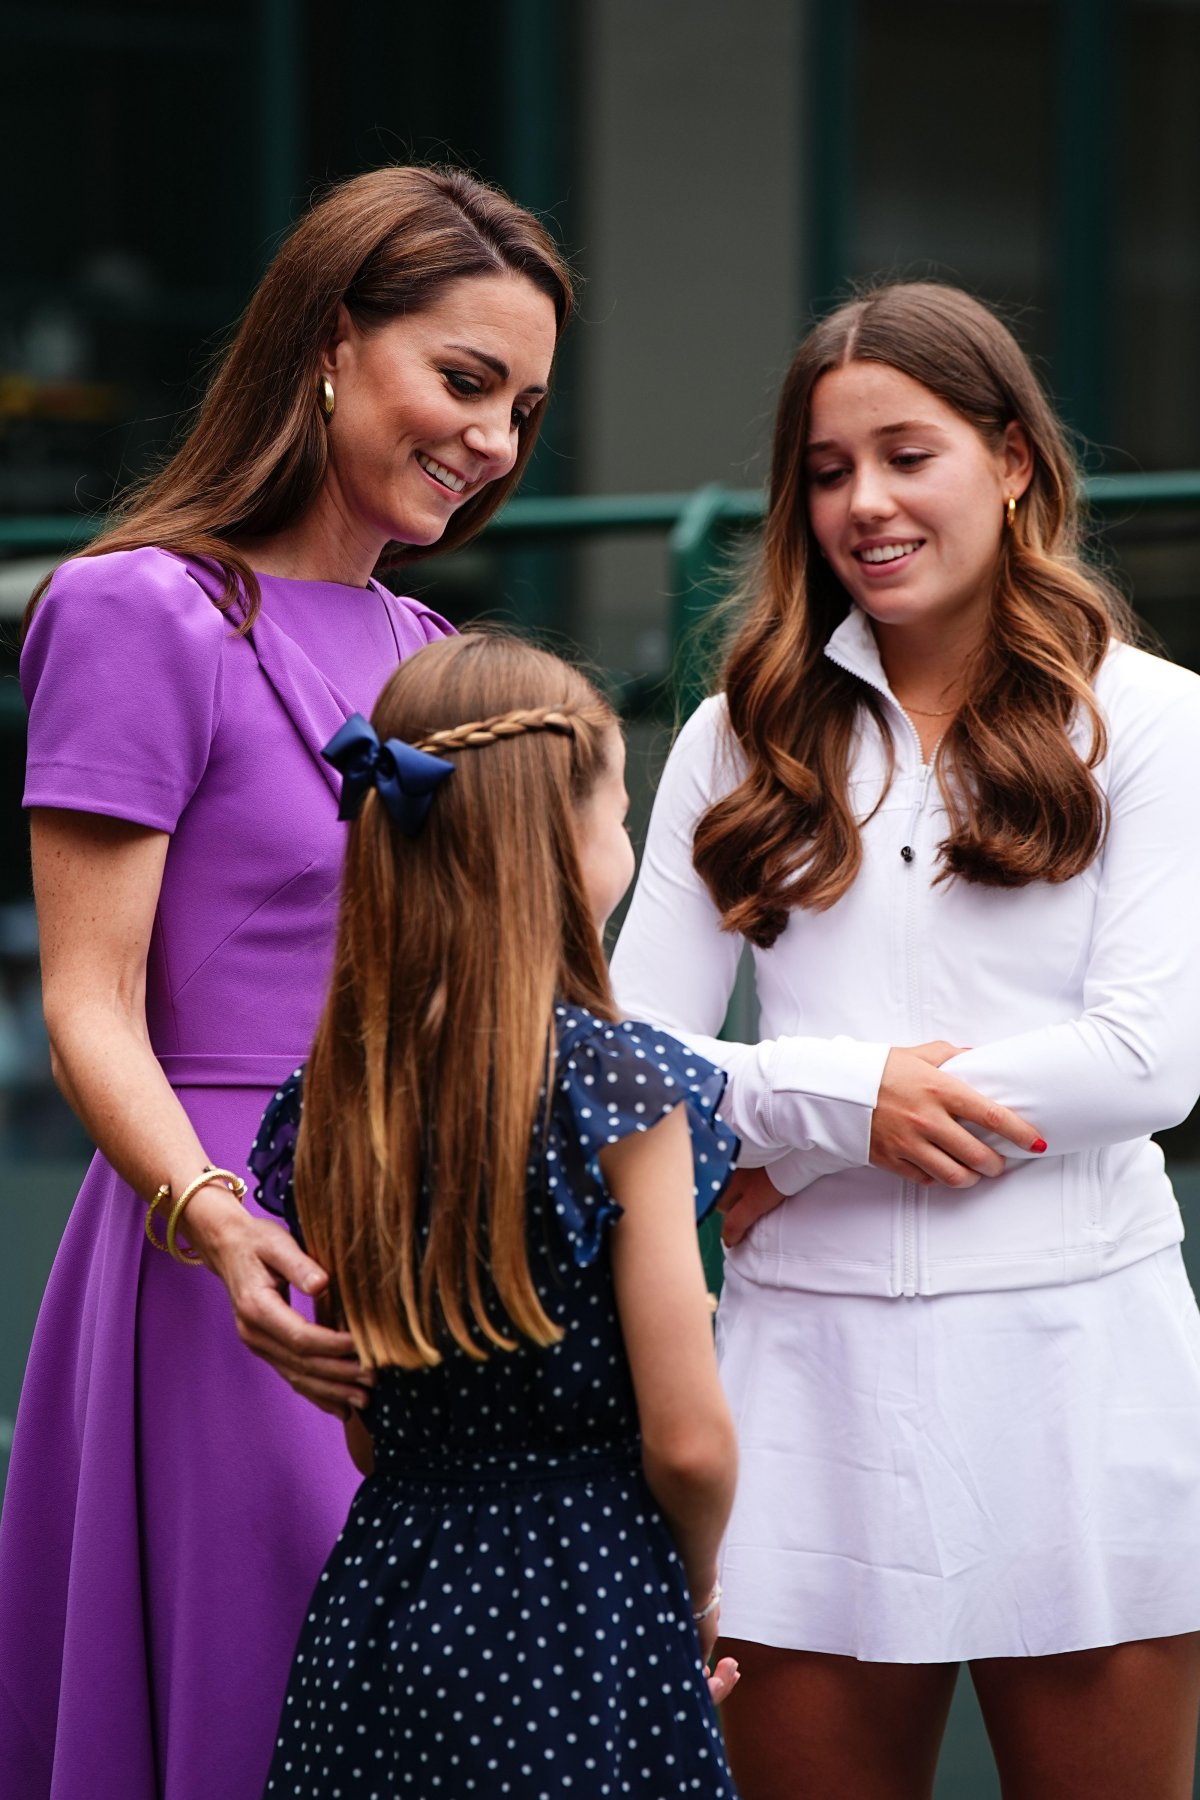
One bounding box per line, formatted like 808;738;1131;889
611;704;1038;1198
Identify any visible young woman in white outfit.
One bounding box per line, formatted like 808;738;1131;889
611;282;1200;1800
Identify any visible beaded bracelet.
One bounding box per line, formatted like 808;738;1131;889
145;1166;247;1267
691;1580;723;1624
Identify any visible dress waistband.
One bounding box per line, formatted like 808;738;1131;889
370;1443;642;1490
156;1053;305;1090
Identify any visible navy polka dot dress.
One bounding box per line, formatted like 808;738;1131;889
249;1007;741;1799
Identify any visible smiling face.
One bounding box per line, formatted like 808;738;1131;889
320;271;558;561
573;728;635;932
805;360;1031;644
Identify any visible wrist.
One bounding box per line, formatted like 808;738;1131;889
145;1167;249;1266
183;1182;252;1256
690;1577;722;1623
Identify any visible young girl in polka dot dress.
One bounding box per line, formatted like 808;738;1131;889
250;633;742;1798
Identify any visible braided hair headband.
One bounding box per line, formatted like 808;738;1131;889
410;706;577;755
321;707;581;836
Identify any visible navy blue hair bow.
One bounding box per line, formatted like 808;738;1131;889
321;713;455;836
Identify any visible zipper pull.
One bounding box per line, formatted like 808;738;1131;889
900;763;932;864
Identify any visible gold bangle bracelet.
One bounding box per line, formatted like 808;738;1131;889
144;1166;248;1267
166;1165;247;1267
145;1182;173;1254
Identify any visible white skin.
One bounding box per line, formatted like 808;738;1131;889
33;272;559;1415
720;361;1043;1245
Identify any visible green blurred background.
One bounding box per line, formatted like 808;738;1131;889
2;4;1199;1792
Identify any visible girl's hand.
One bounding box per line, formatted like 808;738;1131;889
871;1041;1045;1187
184;1186;375;1418
719;1165;786;1247
706;1654;741;1706
695;1602;741;1703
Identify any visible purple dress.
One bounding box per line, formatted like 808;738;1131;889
0;547;453;1800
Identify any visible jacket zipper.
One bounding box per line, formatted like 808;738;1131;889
899;766;928;1288
900;759;935;1295
824;642;938;1299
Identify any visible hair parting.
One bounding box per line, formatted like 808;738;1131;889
294;633;617;1369
694;280;1136;948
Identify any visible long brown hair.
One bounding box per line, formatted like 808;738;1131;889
694;281;1136;948
295;632;617;1369
24;166;573;635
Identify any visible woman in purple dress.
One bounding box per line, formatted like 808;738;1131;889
0;165;571;1800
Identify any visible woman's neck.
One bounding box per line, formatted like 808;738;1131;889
870;614;983;713
238;494;385;589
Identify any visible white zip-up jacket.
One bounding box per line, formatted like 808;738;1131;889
612;607;1200;1297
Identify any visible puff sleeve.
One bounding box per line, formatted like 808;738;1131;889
544;1010;739;1269
21;547;227;831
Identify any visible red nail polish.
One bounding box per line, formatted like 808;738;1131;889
1031;1137;1047;1154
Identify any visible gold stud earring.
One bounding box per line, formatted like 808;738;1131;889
318;376;335;418
1005;495;1017;531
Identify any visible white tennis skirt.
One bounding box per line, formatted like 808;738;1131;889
715;1246;1200;1663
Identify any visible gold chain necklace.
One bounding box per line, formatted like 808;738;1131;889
894;698;961;718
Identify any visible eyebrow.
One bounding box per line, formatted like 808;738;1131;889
806;419;945;455
445;343;549;397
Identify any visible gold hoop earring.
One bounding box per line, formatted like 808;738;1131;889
318;376;335;418
1005;495;1017;531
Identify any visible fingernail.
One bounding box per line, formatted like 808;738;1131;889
1031;1137;1047;1154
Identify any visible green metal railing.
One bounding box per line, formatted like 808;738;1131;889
4;469;1200;722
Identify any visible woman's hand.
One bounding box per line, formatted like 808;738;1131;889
719;1166;786;1247
186;1186;375;1418
870;1041;1045;1186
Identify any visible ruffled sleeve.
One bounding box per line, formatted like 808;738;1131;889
545;1009;739;1268
248;1066;306;1245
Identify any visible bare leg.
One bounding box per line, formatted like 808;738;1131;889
718;1637;959;1800
970;1632;1200;1800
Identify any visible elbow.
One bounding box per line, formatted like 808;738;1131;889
642;1417;737;1499
42;995;92;1107
1150;1069;1200;1134
41;982;80;1078
1091;1020;1200;1135
1127;1036;1200;1133
43;1014;74;1103
42;986;144;1100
